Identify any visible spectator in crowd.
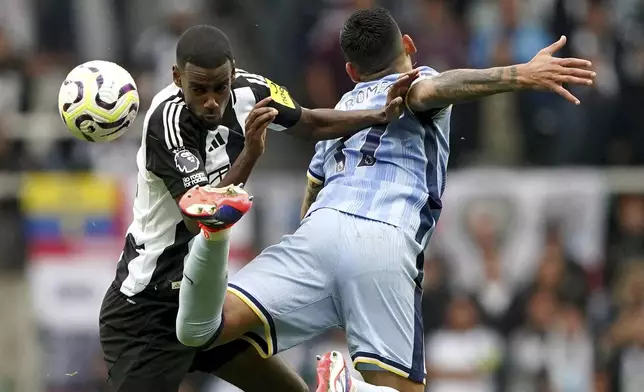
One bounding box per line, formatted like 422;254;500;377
465;211;514;331
504;227;588;334
506;290;559;392
426;294;503;392
545;302;595;392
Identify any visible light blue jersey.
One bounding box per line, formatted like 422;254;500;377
306;66;451;247
230;66;448;383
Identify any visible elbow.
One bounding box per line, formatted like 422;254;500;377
407;81;444;112
406;88;428;112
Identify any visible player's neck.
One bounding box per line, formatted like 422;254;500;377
359;57;413;82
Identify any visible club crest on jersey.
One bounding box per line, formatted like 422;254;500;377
174;149;200;174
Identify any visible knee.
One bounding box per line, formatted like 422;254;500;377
176;331;208;348
176;328;210;348
175;319;221;348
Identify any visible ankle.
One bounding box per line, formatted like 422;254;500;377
201;227;231;241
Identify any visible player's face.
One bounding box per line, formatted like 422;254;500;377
174;61;233;127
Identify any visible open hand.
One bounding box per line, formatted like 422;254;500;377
244;97;277;157
384;68;421;121
523;35;596;104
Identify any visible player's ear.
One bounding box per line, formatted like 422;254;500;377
402;34;417;56
345;62;360;84
172;65;182;88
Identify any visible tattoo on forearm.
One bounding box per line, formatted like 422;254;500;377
431;66;520;102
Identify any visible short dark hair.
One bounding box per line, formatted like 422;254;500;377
176;25;234;70
339;8;403;75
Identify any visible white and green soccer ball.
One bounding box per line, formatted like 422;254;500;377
58;60;139;142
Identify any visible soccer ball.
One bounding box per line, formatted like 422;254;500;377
58;60;139;142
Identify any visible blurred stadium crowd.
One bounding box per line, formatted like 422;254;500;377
0;0;644;391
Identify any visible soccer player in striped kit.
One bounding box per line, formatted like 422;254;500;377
99;24;417;392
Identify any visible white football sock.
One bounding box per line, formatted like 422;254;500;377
351;378;399;392
176;229;230;348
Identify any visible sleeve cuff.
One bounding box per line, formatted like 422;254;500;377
307;169;324;185
405;74;432;113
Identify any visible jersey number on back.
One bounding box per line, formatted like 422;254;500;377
333;124;387;171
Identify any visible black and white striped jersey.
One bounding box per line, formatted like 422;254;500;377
114;70;303;297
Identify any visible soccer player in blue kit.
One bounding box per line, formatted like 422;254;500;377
175;8;596;392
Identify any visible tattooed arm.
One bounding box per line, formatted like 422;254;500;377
300;178;324;220
406;66;525;111
407;36;595;112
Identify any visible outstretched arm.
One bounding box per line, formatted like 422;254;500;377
243;69;417;141
287;69;419;140
289;108;387;141
407;66;524;110
407;35;596;112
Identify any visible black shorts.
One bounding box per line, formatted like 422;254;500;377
99;283;249;392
